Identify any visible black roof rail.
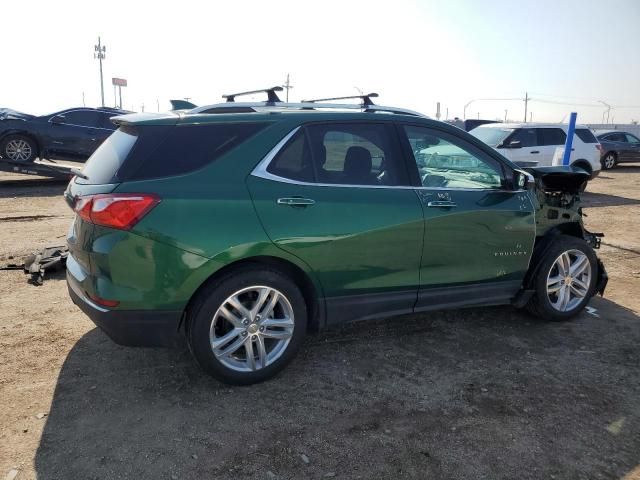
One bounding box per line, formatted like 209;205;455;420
222;86;283;105
301;93;379;107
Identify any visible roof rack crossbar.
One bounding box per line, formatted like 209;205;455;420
301;93;379;106
222;86;283;104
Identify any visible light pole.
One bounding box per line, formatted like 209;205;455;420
94;37;106;107
598;100;611;124
463;100;474;120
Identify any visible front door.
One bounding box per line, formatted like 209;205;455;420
248;122;425;325
399;125;536;310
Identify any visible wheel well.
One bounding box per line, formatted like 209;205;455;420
182;256;322;335
604;151;617;159
572;159;592;174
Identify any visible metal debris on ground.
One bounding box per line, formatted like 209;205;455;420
0;246;68;285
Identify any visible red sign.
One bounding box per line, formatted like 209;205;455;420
112;77;127;87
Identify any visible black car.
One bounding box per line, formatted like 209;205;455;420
596;130;640;169
0;107;129;163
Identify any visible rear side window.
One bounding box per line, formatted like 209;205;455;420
604;132;627;142
126;122;268;181
575;129;597;143
538;128;567;146
77;127;138;184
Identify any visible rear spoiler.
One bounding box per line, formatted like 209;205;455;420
170;99;198;111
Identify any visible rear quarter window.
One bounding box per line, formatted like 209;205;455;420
575;129;598;143
538;128;567;146
124;122;268;181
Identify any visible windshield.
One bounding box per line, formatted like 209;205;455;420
470;127;513;147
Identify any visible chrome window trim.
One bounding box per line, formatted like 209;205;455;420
47;108;116;131
251;127;524;194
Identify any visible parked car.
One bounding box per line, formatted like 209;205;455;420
64;92;607;385
596;130;640;169
0;107;129;163
470;123;602;177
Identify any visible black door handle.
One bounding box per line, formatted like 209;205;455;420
530;151;540;154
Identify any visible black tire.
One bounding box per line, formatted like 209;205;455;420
187;266;307;385
0;134;38;163
601;152;617;170
525;235;597;321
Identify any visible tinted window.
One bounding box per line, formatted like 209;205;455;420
126;123;267;181
60;110;102;127
403;126;503;189
625;133;640;143
267;123;408;186
538;128;567;146
77;127;138;184
574;129;597;144
99;112;118;130
267;130;314;182
605;133;627;142
507;128;537;147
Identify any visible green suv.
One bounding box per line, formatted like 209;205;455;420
65;89;607;384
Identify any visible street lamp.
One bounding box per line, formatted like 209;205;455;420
598;100;611;124
463;100;474;120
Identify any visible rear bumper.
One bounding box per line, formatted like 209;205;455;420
67;269;184;347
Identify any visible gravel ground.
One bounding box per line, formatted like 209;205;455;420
0;167;639;480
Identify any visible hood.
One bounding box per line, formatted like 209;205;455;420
524;166;590;194
0;108;35;121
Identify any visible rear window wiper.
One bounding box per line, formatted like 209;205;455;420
70;168;89;180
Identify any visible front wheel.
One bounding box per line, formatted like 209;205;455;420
526;235;597;321
1;135;38;163
188;267;307;385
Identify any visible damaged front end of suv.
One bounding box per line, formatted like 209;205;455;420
514;166;608;309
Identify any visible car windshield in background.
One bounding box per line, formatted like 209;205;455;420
470;127;513;146
76;127;138;184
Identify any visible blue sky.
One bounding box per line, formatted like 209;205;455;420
1;0;639;123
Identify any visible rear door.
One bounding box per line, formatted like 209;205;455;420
48;110;105;158
400;125;536;310
624;133;640;161
537;128;567;165
247;121;425;325
501;127;541;166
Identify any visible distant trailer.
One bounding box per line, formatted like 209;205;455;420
0;158;76;180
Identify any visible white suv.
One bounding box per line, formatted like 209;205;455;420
470;123;602;177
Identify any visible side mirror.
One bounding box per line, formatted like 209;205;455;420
501;140;521;149
513;169;535;190
50;115;65;124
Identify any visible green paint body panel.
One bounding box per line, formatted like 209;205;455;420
65;109;592;333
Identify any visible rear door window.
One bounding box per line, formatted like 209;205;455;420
507;128;537;147
76;127;139;184
61;110;103;128
538;128;567;146
625;133;640;143
574;129;597;143
606;133;627;142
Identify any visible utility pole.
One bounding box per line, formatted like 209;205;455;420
504;109;508;122
523;92;529;122
82;91;86;107
94;37;106;107
282;73;293;102
446;107;449;120
436;102;441;120
529;111;533;122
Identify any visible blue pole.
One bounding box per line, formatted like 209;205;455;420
562;112;577;166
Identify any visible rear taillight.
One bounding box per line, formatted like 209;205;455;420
596;143;603;153
73;193;160;230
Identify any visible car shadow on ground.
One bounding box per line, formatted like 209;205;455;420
35;298;640;480
582;191;640;208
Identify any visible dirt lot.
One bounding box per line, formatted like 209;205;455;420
1;167;639;480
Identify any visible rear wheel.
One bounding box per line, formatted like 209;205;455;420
188;267;307;385
601;152;617;170
526;235;597;321
1;135;38;163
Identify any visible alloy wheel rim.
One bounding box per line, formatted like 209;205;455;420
5;139;32;161
546;249;591;312
605;155;615;169
209;286;294;372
